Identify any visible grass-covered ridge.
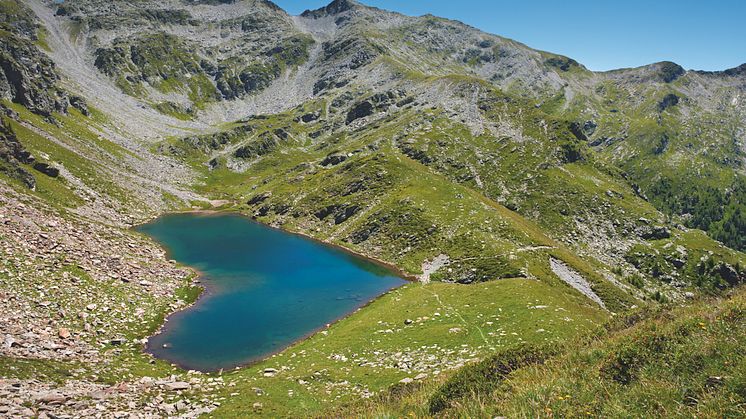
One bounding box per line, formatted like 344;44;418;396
334;286;746;417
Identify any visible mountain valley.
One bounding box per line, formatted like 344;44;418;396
1;0;745;417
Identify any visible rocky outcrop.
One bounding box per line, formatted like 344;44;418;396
321;152;348;166
248;191;272;205
32;162;59;178
345;91;406;124
0;34;67;117
656;61;686;83
234;131;280;159
638;225;671;240
397;139;435;165
300;0;361;18
69;96;90;116
657;93;680;112
545;55;581;72
0;120;35;189
295;111;320;123
717;263;742;286
181;124;253;153
314;204;360;224
346;100;374;124
723;63;746;77
569;121;589;142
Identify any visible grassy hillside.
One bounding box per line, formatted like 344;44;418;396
157;79;746;306
210;279;606;416
334;286;746;417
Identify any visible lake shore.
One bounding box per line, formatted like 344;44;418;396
150;207;420;282
133;210;410;372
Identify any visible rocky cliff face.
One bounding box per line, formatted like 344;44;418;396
0;117;35;188
0;1;68;117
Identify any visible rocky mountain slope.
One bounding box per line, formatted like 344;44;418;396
0;0;745;416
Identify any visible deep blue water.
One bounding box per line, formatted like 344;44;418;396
136;213;404;372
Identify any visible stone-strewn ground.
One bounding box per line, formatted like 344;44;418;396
0;183;222;417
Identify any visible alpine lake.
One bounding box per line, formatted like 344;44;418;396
136;213;405;372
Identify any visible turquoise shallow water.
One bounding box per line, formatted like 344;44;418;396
136;213;405;372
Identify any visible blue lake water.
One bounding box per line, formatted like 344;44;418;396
136;213;405;372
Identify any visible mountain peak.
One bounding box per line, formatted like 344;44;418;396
651;61;686;83
724;63;746;76
259;0;283;12
301;0;361;18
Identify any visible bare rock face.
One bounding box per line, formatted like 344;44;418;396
321;152;348;166
32;162;60;178
0;120;35;189
549;258;606;309
0;3;68;117
0;39;68;117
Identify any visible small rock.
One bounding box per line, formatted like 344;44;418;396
34;391;67;404
253;402;263;410
175;400;188;411
58;328;71;339
672;259;686;269
89;390;108;400
414;373;428;380
164;382;190;391
399;377;413;384
161;403;176;414
707;376;724;387
4;335;18;349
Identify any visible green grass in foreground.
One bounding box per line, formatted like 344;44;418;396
335;287;746;418
209;278;605;417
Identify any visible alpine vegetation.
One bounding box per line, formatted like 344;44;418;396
0;0;744;417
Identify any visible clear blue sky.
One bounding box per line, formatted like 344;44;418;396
273;0;746;71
